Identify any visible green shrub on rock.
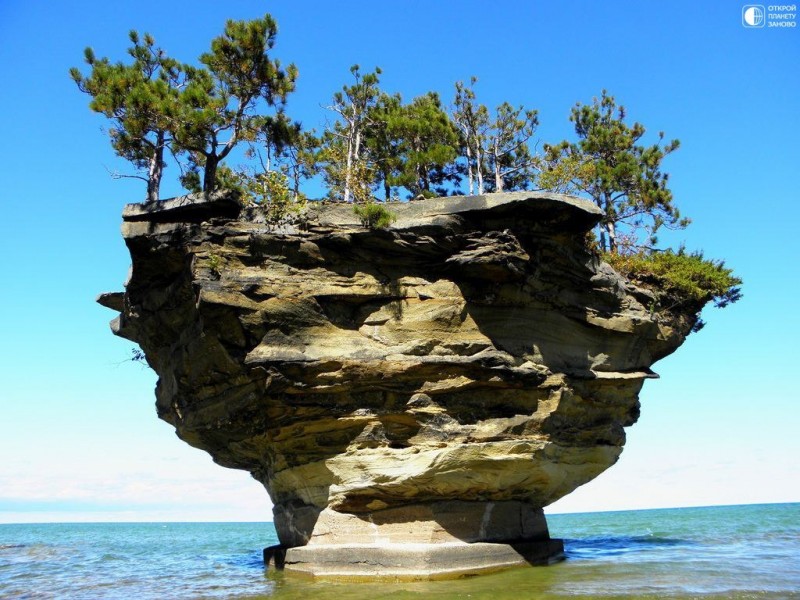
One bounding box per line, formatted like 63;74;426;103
241;169;306;225
605;249;742;331
353;201;397;229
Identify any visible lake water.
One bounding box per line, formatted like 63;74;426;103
1;503;798;599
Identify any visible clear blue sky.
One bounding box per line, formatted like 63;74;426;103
0;0;797;522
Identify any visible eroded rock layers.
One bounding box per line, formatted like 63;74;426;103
102;192;694;564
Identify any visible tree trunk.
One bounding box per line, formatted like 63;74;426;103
344;126;363;203
146;132;165;203
607;221;618;253
203;154;219;193
343;135;353;204
292;162;301;199
493;145;504;193
475;143;484;195
418;145;429;194
465;143;474;195
603;194;617;253
146;162;161;203
354;128;362;160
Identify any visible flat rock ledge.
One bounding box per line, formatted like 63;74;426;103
103;191;695;580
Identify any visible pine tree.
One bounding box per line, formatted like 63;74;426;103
319;138;375;204
70;31;184;202
451;78;539;195
385;92;460;198
452;77;490;195
243;113;319;203
542;90;687;253
323;65;383;203
282;128;320;202
486;102;539;192
172;14;297;193
364;92;403;200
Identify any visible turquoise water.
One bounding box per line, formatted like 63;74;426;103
1;503;798;599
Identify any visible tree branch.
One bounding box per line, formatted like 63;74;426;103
104;165;148;182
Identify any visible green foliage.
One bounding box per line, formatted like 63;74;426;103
320;138;376;203
451;77;539;195
383;92;460;198
250;114;320;198
206;253;223;278
485;101;539;192
353;202;397;229
239;169;305;225
322;65;384;203
363;92;403;200
605;249;742;331
179;168;202;193
324;68;461;201
535;151;596;195
71;30;184;202
332;65;384;120
542;90;687;253
179;161;243;194
452;77;489;195
171;14;297;192
73;15;297;199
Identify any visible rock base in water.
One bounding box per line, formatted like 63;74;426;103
265;540;564;581
264;500;563;579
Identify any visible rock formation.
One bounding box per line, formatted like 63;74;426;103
99;191;696;579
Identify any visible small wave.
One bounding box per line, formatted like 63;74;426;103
0;544;27;550
564;535;694;559
207;549;268;570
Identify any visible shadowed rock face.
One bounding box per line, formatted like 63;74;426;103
103;191;695;571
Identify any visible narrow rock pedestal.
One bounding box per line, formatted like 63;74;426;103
265;500;564;580
275;540;564;580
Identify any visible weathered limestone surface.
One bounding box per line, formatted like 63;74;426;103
103;191;695;579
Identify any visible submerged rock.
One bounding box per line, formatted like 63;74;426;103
102;191;695;579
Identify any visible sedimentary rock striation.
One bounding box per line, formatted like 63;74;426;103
100;191;696;579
